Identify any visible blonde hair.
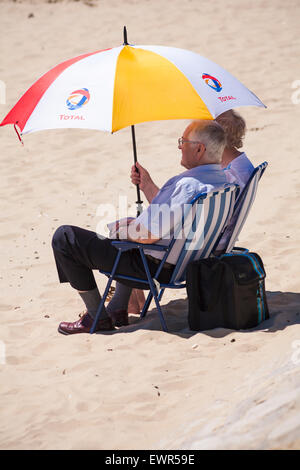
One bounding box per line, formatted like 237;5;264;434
215;110;246;149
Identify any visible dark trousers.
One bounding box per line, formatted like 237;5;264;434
52;225;173;291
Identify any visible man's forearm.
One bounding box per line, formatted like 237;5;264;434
117;222;160;244
143;182;160;203
128;234;160;244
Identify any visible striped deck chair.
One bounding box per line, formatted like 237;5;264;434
90;184;239;333
217;161;268;254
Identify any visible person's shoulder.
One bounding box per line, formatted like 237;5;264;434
162;171;184;186
174;172;204;189
233;152;254;170
160;170;193;190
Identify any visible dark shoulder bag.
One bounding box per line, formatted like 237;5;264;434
186;251;269;331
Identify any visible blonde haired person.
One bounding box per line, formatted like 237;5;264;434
216;110;254;191
214;110;255;253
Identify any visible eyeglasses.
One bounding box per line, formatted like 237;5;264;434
178;137;202;146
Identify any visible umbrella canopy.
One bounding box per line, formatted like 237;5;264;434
0;43;265;136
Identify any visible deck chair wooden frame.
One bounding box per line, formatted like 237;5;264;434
90;184;239;333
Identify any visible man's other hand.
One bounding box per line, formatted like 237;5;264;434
131;162;160;203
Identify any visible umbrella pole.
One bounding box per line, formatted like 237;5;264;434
123;26;143;216
131;124;143;216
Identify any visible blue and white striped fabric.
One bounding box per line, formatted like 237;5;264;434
167;184;238;283
223;162;268;254
94;184;239;333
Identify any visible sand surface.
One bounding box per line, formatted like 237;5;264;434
0;0;300;450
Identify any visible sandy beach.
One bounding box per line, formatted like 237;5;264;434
0;0;300;450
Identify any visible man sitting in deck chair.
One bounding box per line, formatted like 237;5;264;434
128;109;255;314
52;120;229;335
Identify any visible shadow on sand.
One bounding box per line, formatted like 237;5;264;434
96;290;300;338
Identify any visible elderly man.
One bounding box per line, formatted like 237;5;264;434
53;120;228;335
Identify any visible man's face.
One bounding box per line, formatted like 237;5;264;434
179;126;201;170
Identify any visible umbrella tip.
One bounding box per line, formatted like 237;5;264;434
123;26;128;45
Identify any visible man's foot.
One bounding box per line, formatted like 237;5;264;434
109;309;129;327
58;312;114;335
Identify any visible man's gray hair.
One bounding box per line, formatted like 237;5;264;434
188;120;226;163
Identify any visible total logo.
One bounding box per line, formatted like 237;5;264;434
202;73;222;92
66;88;90;110
59;88;90;121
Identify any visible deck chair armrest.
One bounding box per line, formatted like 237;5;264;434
111;240;168;253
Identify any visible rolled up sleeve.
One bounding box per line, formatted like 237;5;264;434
129;178;203;240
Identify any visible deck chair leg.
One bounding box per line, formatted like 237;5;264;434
90;251;122;334
140;292;153;319
151;288;168;332
139;249;168;332
158;288;165;302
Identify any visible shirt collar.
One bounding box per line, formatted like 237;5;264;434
222;153;246;171
188;164;222;173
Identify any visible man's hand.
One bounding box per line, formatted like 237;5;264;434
107;217;134;239
115;217;134;231
117;218;160;244
131;162;160;203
